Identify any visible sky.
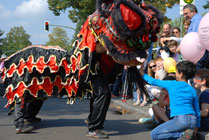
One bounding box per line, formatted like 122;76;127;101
0;0;208;45
0;0;76;45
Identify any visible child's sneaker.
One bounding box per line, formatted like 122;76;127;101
138;118;154;124
177;129;194;140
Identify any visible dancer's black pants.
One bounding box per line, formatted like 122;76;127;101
14;98;43;128
88;74;111;131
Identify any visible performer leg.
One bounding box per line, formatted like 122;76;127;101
87;74;111;138
25;99;44;122
14;98;34;134
14;99;26;129
85;96;94;124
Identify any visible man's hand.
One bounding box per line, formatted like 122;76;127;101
160;37;170;47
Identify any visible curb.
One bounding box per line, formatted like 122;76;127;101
111;98;150;117
111;98;209;140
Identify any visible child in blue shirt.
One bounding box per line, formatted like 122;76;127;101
141;61;200;140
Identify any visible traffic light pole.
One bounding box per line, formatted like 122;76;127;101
49;24;76;31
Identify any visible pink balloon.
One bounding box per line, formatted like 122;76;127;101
179;32;205;63
198;13;209;51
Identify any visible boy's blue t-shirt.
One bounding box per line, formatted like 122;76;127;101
199;89;209;131
143;74;201;127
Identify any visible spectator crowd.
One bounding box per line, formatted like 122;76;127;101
110;3;209;140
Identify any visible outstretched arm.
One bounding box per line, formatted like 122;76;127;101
142;74;174;90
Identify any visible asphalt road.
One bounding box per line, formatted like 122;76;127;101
0;97;152;140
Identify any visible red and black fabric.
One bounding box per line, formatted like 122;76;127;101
2;44;97;108
89;0;164;96
3;46;71;107
3;19;122;110
91;0;163;63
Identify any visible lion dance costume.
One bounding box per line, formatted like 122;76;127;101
2;0;163;136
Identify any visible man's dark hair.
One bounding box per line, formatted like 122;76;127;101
196;69;209;88
183;4;198;13
176;61;196;80
167;40;178;48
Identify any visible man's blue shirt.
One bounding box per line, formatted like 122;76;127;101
187;13;202;33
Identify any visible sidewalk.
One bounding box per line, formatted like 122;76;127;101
111;97;151;117
111;97;209;140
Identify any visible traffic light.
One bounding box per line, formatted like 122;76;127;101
44;21;49;31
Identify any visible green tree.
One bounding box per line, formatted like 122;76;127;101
46;27;71;51
203;1;209;9
48;0;179;39
48;0;95;41
2;26;32;56
144;0;179;22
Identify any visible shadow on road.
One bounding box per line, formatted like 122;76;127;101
29;118;149;137
105;119;150;136
31;118;86;130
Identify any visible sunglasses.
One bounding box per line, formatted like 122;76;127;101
173;31;179;34
194;77;202;82
150;65;156;68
